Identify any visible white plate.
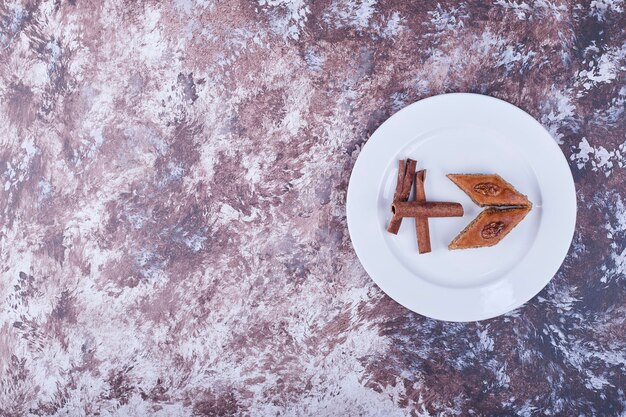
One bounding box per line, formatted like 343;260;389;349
346;93;576;322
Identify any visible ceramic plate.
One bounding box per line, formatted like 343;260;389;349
346;93;576;322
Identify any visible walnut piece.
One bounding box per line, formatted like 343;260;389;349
473;182;501;196
481;221;506;239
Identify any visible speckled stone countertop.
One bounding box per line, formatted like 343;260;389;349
1;1;625;416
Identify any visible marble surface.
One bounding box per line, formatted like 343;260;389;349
1;0;626;415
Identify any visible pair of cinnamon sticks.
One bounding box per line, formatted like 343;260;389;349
387;159;463;253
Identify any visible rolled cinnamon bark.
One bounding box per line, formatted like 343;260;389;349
414;170;431;254
387;159;417;234
392;201;464;218
392;159;407;202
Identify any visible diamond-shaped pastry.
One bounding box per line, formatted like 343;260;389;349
449;207;531;250
447;174;531;207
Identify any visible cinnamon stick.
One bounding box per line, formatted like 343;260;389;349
392;159;406;202
414;170;431;254
391;201;464;218
387;159;417;234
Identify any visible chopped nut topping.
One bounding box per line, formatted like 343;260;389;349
481;221;506;239
473;182;501;196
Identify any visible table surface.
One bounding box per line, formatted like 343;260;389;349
1;1;625;416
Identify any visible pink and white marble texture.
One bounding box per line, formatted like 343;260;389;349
1;0;626;415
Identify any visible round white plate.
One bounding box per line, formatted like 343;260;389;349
346;93;576;322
